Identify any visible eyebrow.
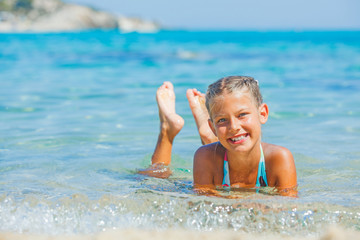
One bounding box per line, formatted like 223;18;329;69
212;107;250;119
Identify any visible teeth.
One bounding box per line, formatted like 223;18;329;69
231;135;246;142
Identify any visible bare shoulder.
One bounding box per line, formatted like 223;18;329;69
193;142;224;185
262;142;297;188
193;142;222;172
262;143;293;165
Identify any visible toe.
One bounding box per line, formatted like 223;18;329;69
163;81;174;90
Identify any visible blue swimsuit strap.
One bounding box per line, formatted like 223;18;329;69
255;145;268;187
222;153;230;187
222;144;268;188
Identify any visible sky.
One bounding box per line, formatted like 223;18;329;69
65;0;360;30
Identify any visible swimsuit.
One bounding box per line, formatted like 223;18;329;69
222;145;268;188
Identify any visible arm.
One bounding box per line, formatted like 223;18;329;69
192;144;232;197
193;145;215;186
268;147;298;197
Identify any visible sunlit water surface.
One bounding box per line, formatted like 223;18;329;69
0;30;359;236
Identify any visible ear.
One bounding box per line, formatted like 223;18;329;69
208;119;217;136
259;103;269;124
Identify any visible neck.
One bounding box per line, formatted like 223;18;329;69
226;141;262;174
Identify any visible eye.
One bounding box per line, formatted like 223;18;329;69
238;113;247;118
217;118;226;124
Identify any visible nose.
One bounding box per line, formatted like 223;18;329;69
229;117;241;132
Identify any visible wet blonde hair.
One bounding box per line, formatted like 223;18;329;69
205;76;263;117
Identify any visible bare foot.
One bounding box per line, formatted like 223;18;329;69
157;82;184;141
186;88;218;145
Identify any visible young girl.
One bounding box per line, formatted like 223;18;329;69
140;76;297;196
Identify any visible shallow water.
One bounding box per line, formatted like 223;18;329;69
0;30;359;237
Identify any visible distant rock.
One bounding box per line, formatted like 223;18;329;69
117;16;159;33
0;0;160;33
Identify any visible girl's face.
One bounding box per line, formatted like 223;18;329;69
208;90;268;153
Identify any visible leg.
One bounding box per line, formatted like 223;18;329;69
151;81;184;165
186;89;218;145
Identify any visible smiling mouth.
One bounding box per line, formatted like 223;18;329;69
229;133;249;143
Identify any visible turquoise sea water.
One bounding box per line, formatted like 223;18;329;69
0;30;359;236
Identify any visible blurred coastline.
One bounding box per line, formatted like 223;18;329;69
0;0;160;33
